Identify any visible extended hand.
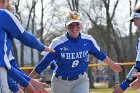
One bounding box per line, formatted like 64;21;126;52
130;72;140;90
110;63;122;72
44;46;55;52
17;87;24;93
24;83;36;93
30;79;49;93
113;84;124;93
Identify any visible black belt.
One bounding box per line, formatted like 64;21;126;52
55;72;84;81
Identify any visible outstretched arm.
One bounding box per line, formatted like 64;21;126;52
113;61;140;93
130;72;140;89
29;57;51;78
2;10;55;52
103;56;122;72
16;31;55;52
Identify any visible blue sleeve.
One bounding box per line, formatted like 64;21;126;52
10;60;31;82
8;75;19;92
89;44;106;61
88;37;107;61
34;41;56;74
34;57;51;74
1;10;25;38
1;10;45;51
120;80;130;91
136;61;140;69
120;61;140;90
16;31;45;51
10;60;24;74
94;50;106;61
7;66;30;87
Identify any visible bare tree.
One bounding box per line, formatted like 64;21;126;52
83;0;127;87
67;0;79;11
13;0;21;66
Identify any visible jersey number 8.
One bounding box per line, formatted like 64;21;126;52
72;60;79;67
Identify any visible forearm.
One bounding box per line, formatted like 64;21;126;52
8;76;19;92
7;66;30;87
29;59;50;78
10;60;31;81
103;56;114;66
10;60;24;74
16;31;45;51
94;50;106;61
29;70;39;79
120;80;130;91
120;61;140;91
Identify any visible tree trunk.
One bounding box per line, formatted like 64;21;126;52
12;40;19;65
20;44;24;67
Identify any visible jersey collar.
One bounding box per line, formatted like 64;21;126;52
65;32;81;42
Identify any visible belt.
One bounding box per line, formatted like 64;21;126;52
55;72;84;81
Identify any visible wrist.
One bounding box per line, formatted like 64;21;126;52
120;80;130;91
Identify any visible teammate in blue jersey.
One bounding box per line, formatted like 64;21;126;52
0;0;54;92
113;6;140;93
29;11;122;93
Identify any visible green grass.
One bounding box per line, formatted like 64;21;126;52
90;82;139;93
90;88;138;93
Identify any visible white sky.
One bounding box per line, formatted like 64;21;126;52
115;0;140;36
16;0;140;36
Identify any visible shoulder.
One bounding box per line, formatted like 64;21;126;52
0;9;19;24
50;34;68;49
81;33;92;39
0;9;14;18
81;33;97;43
81;33;100;49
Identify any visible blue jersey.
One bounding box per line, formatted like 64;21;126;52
136;37;140;62
120;37;140;90
0;9;45;69
35;33;106;77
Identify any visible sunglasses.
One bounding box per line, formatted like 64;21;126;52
68;23;81;29
133;17;140;20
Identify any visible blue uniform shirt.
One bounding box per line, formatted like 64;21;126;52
120;37;140;90
0;9;45;69
0;9;24;69
35;33;107;77
0;9;46;91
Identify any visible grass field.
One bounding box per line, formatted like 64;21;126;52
89;82;139;93
47;82;139;93
90;88;139;93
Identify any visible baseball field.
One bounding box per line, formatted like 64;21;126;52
46;82;139;93
47;88;138;93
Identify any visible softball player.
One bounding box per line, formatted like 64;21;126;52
29;11;122;93
0;0;54;92
113;5;140;93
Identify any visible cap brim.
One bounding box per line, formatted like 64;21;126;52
125;16;134;22
65;20;81;26
125;12;140;22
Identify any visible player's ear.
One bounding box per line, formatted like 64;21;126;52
65;24;68;29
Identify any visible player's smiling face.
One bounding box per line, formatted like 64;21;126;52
66;22;82;38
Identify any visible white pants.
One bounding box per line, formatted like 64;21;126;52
0;67;11;93
51;72;89;93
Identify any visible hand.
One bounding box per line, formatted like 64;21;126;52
34;78;50;88
44;46;55;52
113;84;124;93
24;83;36;93
110;62;122;72
30;79;49;93
130;72;140;90
17;87;24;93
